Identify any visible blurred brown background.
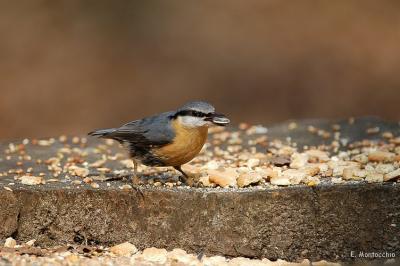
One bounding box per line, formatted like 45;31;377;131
1;0;399;139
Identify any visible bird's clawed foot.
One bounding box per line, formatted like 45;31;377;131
130;175;144;198
131;174;141;185
174;166;194;186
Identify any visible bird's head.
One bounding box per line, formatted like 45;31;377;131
172;101;230;128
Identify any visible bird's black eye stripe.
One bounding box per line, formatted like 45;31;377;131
192;111;204;117
172;110;209;118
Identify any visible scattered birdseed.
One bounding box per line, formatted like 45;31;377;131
119;184;132;190
71;180;82;185
90;182;100;189
288;122;298;130
4;237;16;248
20;175;45;186
0;242;344;266
0;121;399;190
366;127;380;134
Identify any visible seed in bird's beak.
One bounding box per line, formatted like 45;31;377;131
211;114;230;126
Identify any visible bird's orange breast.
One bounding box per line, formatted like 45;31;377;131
153;119;208;166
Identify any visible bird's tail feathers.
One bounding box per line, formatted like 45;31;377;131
88;128;116;138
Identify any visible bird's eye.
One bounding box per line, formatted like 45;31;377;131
192;111;203;117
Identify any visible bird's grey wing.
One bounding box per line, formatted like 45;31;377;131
107;111;175;146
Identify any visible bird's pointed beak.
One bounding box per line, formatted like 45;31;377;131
207;113;230;126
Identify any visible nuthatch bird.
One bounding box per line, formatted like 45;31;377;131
88;101;230;184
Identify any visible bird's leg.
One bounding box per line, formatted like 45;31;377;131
131;159;141;185
130;159;144;198
174;166;189;185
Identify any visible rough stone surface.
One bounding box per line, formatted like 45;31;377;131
0;183;398;262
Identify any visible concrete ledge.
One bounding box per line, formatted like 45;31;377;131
0;183;399;261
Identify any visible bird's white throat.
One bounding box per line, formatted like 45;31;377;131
178;115;211;128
